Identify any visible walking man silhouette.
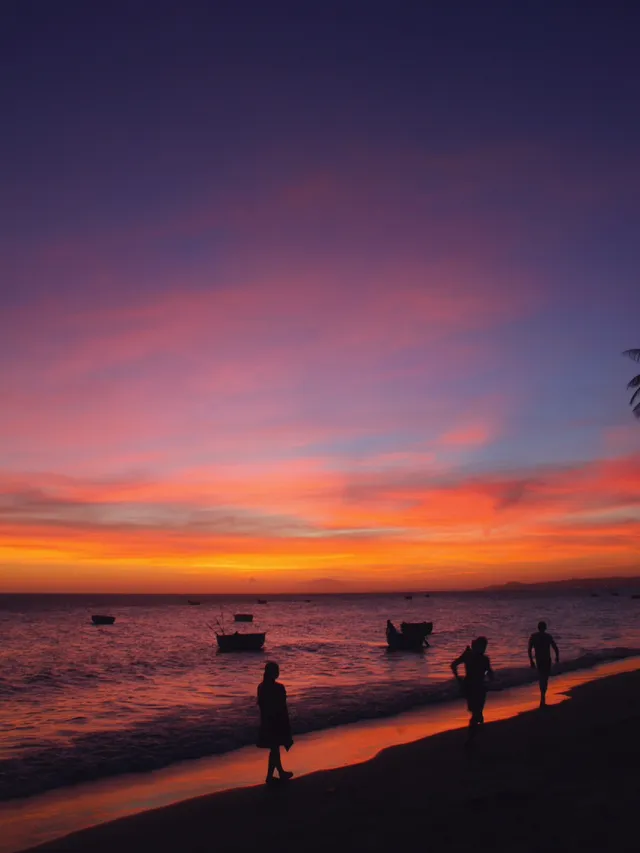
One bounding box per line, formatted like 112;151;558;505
528;621;559;707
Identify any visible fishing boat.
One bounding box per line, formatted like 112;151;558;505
91;614;116;625
216;631;266;652
234;613;254;622
188;600;201;605
404;594;413;600
386;620;433;650
257;599;267;604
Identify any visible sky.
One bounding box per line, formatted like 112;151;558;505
1;2;639;592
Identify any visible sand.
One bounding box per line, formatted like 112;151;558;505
26;668;640;853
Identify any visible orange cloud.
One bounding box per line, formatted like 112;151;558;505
1;452;639;592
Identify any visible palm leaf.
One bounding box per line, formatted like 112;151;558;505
633;401;640;418
623;349;640;362
627;374;640;389
630;386;640;408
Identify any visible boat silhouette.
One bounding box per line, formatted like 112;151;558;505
216;631;265;652
91;614;115;625
386;620;433;650
234;613;254;622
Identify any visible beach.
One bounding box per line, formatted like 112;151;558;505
27;666;640;853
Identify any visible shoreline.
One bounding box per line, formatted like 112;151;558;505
24;662;640;853
4;655;639;853
3;646;637;804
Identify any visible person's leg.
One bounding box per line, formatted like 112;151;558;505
467;692;482;742
465;689;488;750
267;747;278;781
465;693;475;733
476;689;487;724
273;745;294;779
273;746;284;773
539;667;550;706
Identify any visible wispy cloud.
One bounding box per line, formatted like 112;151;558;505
2;129;637;591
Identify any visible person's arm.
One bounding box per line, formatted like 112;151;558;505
550;636;559;663
451;651;465;681
528;635;535;667
485;657;494;681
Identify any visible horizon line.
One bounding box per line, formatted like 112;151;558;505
2;574;639;597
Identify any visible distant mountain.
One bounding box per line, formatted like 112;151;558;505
481;576;640;593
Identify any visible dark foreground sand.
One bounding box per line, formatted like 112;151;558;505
29;670;640;853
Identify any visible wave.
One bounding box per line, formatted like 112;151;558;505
1;647;637;802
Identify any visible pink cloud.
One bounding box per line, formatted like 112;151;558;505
439;421;496;447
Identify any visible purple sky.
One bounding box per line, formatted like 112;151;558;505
1;2;639;591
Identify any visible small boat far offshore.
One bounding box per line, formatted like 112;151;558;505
188;600;201;605
257;599;267;604
216;632;266;652
234;613;254;622
91;614;116;625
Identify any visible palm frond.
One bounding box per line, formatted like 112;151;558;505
623;349;640;362
630;386;640;408
627;374;640;389
633;401;640;418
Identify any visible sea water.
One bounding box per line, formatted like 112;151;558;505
1;590;638;801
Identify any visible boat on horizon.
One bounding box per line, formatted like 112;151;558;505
216;631;266;652
234;613;254;622
188;600;201;605
91;614;116;625
257;599;267;604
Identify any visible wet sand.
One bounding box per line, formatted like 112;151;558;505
27;667;640;853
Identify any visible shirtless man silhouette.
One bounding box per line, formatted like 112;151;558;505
528;621;559;707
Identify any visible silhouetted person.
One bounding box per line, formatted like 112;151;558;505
528;621;559;707
257;661;294;784
451;636;493;743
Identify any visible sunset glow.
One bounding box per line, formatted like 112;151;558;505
2;4;639;592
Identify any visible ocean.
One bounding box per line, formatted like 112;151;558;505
1;591;639;802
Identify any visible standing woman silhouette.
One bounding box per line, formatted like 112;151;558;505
257;661;294;784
